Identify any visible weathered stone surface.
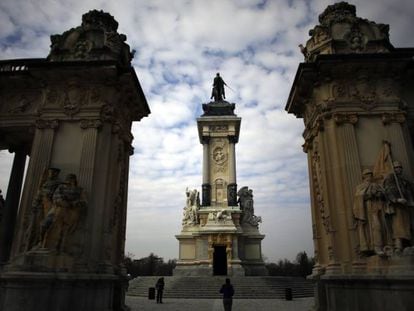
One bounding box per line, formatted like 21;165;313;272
0;10;149;311
300;2;393;62
175;95;266;276
287;2;414;311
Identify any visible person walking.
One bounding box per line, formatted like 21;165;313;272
219;278;234;311
155;277;165;304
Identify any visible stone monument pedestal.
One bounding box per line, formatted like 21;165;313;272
174;99;267;276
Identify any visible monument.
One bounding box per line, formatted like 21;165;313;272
0;10;150;311
174;74;267;276
286;2;414;311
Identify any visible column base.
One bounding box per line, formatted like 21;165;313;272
0;271;128;311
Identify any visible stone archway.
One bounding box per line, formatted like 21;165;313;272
0;10;150;311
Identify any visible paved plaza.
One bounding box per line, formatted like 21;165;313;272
125;296;313;311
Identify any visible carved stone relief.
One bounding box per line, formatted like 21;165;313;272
350;73;377;110
311;141;331;234
26;169;87;258
210;125;228;132
211;139;228;175
0;91;39;114
352;143;414;256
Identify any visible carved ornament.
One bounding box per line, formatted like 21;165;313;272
35;119;59;129
61;85;87;116
48;10;133;66
310;141;332;234
80;119;103;129
382;113;405;125
333;113;358;125
210;125;228;132
302;2;391;62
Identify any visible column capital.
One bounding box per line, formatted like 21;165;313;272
333;113;358;125
382;112;406;125
35;119;59;130
80;119;103;129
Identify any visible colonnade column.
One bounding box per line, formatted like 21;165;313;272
0;148;27;264
202;137;211;206
227;136;237;206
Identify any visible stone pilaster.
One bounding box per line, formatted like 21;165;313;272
227;136;237;206
201;137;211;206
334;114;361;267
13;120;58;256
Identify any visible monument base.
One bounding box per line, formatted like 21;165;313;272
173;263;212;276
243;262;268;276
0;271;129;311
313;274;414;311
310;252;414;311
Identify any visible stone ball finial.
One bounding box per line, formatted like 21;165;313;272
81;9;119;32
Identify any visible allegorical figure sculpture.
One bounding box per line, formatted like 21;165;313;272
182;188;200;226
383;161;414;253
353;169;386;256
42;174;86;252
211;73;227;102
26;168;62;250
237;186;262;227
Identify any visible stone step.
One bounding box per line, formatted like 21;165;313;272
127;276;314;299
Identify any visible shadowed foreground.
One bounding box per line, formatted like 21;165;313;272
125;296;313;311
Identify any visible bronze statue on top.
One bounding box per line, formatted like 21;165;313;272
211;73;227;102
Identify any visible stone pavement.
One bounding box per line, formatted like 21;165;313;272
125;296;313;311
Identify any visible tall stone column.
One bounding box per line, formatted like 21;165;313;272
227;136;237;206
76;119;102;270
201;138;211;206
0;149;27;264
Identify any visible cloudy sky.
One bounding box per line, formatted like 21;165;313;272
1;0;413;263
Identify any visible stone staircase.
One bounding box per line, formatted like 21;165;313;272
127;276;314;299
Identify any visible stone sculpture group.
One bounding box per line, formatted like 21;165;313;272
26;167;87;254
181;185;262;227
353;152;414;256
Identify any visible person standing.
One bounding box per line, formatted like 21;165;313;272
219;278;234;311
155;277;165;304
